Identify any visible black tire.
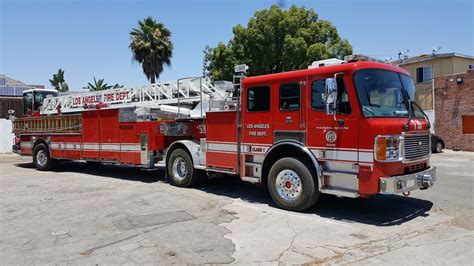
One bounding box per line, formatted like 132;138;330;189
268;157;320;211
434;141;444;153
167;148;200;188
33;143;56;171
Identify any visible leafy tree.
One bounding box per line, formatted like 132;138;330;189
202;45;212;77
205;5;352;80
86;77;123;92
49;69;69;92
129;17;173;84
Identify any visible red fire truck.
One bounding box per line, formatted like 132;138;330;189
12;57;436;211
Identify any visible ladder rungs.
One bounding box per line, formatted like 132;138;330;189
13;115;82;134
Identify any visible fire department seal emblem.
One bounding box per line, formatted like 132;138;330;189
326;130;337;143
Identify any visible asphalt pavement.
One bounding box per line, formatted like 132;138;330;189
0;150;472;264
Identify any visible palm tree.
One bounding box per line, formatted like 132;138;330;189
49;69;69;92
87;77;109;91
129;17;173;84
112;83;124;89
86;77;123;91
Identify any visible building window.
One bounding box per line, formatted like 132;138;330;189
279;83;300;110
462;115;474;134
416;66;433;83
247;86;270;112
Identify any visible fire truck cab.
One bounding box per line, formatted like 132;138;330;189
22;88;59;116
168;59;436;210
12;59;436;211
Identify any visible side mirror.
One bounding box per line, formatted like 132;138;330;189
325;78;338;115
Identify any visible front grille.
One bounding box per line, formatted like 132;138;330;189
404;134;430;160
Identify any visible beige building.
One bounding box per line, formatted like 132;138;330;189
394;53;474;110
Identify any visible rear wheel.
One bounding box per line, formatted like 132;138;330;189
167;148;200;187
268;158;320;211
33;143;56;171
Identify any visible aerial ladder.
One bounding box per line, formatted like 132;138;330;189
41;76;231;116
14;77;234;134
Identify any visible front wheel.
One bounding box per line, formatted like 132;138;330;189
434;141;444;153
33;143;56;171
167;148;200;187
268;158;320;211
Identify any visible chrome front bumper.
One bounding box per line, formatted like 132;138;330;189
379;166;436;194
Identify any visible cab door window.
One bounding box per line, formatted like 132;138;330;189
336;78;351;114
311;78;351;114
279;83;300;110
247;86;270;112
311;79;326;111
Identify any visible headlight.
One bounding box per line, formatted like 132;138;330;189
375;135;404;161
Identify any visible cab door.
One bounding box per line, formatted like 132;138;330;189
273;80;305;144
306;73;360;192
241;84;273;146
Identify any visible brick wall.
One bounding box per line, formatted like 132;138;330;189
434;69;474;151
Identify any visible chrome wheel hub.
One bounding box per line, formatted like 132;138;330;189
172;157;188;181
436;143;442;152
276;169;302;201
36;150;48;167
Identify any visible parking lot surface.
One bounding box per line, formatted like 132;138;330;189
0;150;473;264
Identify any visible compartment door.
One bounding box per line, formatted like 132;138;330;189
82;111;100;159
139;133;150;166
99;109;119;161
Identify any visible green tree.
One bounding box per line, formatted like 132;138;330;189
129;17;173;84
86;77;123;92
205;5;352;80
49;69;69;92
202;45;212;77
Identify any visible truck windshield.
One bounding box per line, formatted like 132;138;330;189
354;69;424;118
23;90;58;114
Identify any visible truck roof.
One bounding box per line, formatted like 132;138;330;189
22;88;58;94
242;61;410;86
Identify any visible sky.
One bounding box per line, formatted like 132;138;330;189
1;0;473;90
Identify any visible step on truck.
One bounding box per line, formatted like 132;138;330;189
12;56;436;211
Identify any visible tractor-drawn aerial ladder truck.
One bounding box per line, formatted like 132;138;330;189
12;56;436;211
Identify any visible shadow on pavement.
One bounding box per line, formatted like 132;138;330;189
16;160;433;226
15;160;164;183
196;174;434;226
